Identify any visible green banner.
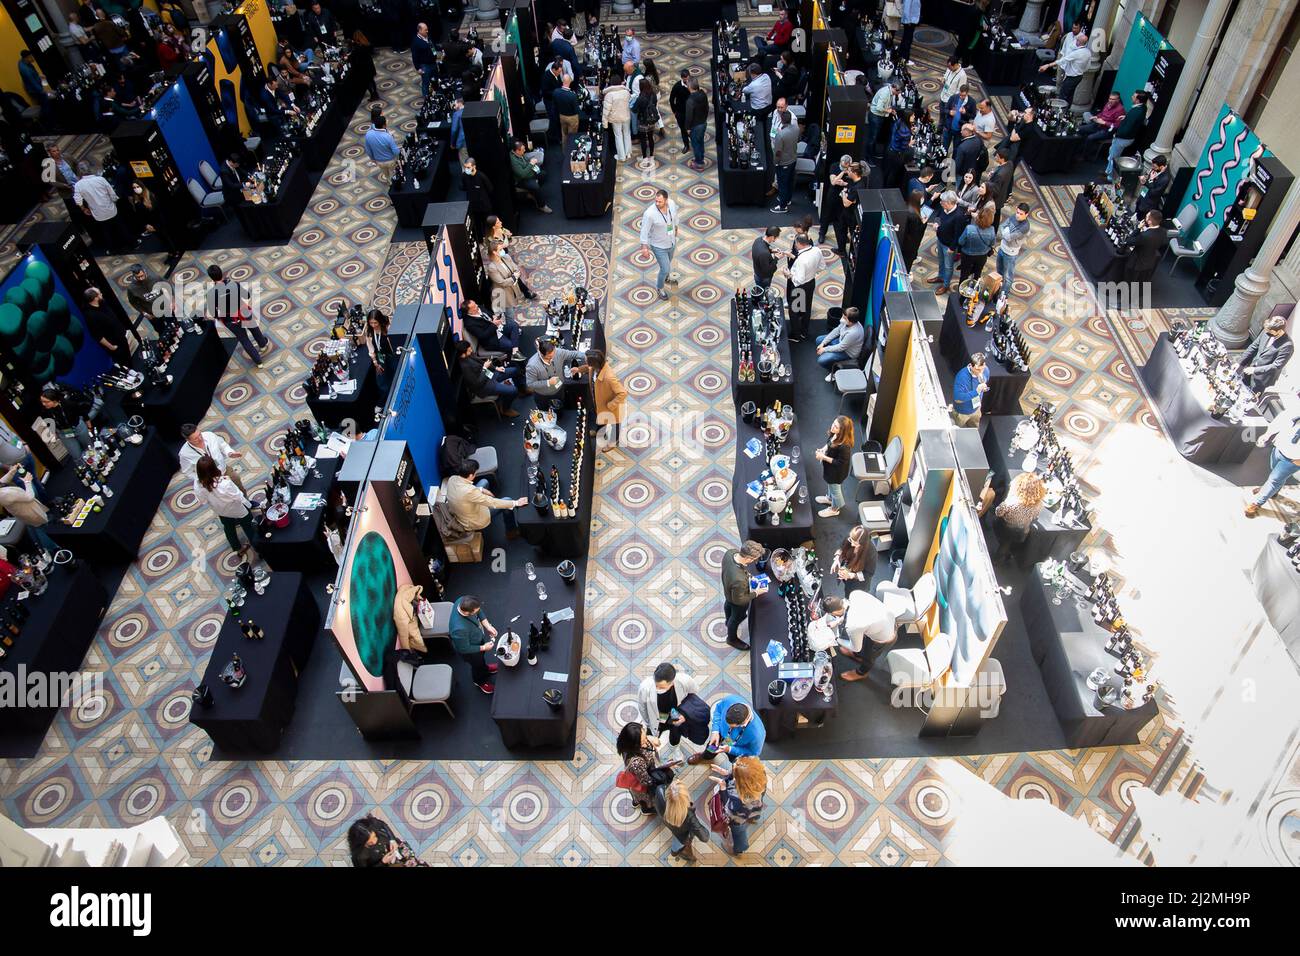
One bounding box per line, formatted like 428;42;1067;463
1177;103;1271;240
1112;13;1166;100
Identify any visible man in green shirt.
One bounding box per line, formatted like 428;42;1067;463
509;139;552;214
449;595;500;694
721;540;767;650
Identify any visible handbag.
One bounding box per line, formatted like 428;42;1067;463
706;786;730;834
615;768;646;793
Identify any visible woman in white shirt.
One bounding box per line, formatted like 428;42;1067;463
195;455;258;557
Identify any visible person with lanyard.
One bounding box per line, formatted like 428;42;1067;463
639;188;679;300
636;661;702;759
688;695;767;765
786;233;823;343
1247;399;1300;517
411;21;437;99
717;539;766;650
525;337;587;410
939;55;968;107
943;85;975;155
38;384;93;462
834;162;865;254
179;423;245;489
867;80;896;160
1135;155;1171;217
448;595;501;694
365;309;397;394
303;1;336;44
953;352;990;427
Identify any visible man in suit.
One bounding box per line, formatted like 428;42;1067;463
411;22;437;99
460;300;523;357
943;85;975;154
953;123;986;183
752;226;781;290
219;153;245;206
1123;211;1166;281
551;27;580;81
986;148;1014;225
1237;316;1294;393
669;68;691;153
540;58;565;143
1136;155;1171;217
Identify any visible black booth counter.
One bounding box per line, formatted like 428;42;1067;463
1018;122;1085;176
235;154;314;242
560;129;616;219
137;323;231;441
516;407;596;559
717;110;773;207
1067;193;1127;283
648;0;725;32
46;428;176;565
732;416;814;550
490;565;585;748
749;588;836;741
731;297;794;408
921;0;984;50
189;571;321;754
256;456;342;573
970;40;1036;88
390;138;451;229
939;295;1030;418
306;347;383;433
1020;563;1159;748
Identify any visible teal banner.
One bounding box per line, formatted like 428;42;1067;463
1177;103;1271;240
1112;14;1166;100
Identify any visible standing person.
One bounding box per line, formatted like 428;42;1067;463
484;239;527;318
898;0;921;64
973;98;999;156
348;815;427;867
642;57;666;140
669;68;691;154
752;226;781;290
365;309;397;395
786;233;824;343
1135;154;1171;217
73;162;130;252
829;524;877;594
771;108;800;213
711;755;767;855
621;27;641;65
634;77;659;170
194;455;258;559
82;286;131;357
932;191;968;295
586;349;627;449
178;424;245;489
554;75;581;138
882;110;912;190
953;123;987;183
525;337;587;409
833;162;865;255
636;661;702;757
654;781;709;862
456;339;525;417
639;188;679;300
867;80;895;159
461;157;496;232
899;190;925;272
1039;30;1090;107
1122;211;1166;282
448;595;500;694
818;155;853;244
997;202;1032;285
939;55;968;106
719;539;766;650
363;114;400;184
411;21;436;98
602;80;632;162
957;204;996;283
814;414;854;518
985;148;1015;226
741;63;773;118
1246;404;1300;517
990;471;1047;563
689;695;767;766
450;98;468;166
815;307;865;372
1105;91;1148;177
208;264;269;367
540;58;566;143
1237;315;1294;392
18;49;49;115
0;465;58;554
943;85;975;154
953;352;990;427
616;721;661;815
684;77;709;170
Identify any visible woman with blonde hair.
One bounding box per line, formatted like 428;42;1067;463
713;754;767;854
654;779;709;862
991;471;1047;564
814;414;855;518
484;239;525;318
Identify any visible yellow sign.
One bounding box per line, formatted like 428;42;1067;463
835;125;856;143
130;161;154;178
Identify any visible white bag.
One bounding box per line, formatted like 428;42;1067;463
416;597;436;630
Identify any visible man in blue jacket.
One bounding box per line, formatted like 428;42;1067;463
953;352;990;427
411;22;437;99
687;695;766;765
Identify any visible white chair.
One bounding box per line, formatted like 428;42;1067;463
789;104;807;120
844;70;864;85
199;159;221;191
852;435;903;493
841;589;897;653
974;657;1006;718
529;117;550;138
887;631;955;692
857;498;892;532
876;571;938;628
1166;202;1196;239
835;365;869;414
396;660;456;717
418;601;455;644
1169;222;1219;275
187;178;227;221
470;444;498;478
794;156;817;181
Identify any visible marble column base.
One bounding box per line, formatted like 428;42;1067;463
1212;270;1272;347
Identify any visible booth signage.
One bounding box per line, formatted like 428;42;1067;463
835;125;856;143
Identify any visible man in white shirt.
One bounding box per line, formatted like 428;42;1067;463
939;56;967;106
786;234;825;342
1040;32;1091;107
1246;401;1300;516
179;424;245;489
742;64;773;115
72;162;130;252
639;189;679;299
973;99;998;154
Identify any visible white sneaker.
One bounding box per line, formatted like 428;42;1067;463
818;507;842;518
815;495;831;505
824;372;834;382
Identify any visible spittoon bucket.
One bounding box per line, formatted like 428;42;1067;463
741;401;757;425
557;560;577;584
542;688;564;710
768;679;787;705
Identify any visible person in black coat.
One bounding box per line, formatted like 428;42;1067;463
669;69;690;152
1124;210;1166;281
899;189;926;271
461;157;495;232
348;814;427;867
302;1;337;43
752;226;781;289
218;153;245;206
953;125;986;183
1237;315;1294;392
985;148;1014;224
460;299;522;354
1136;155;1171;217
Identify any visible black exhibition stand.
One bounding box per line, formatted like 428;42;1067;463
731;297;795;408
560;129;616;219
938;295;1030;417
256;457;342;573
306;348;383;432
1066;193;1127;283
137;324;231;441
515;407;596;559
750;588;836;740
732;407;815;551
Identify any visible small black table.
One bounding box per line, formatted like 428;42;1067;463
45;428;176;564
1019;563;1158;748
939;295;1030;417
516;408;595;558
1018;123;1085;175
731;297;794;408
255;457;342;572
390;138;451;228
490;565;584;748
137;324;230;441
1251;535;1300;668
1137;334;1261;465
560;129;616;219
305;349;383;433
235;153;313;241
189;571;321;754
749;586;836;741
0;561;108;736
733;416;814;550
981;415;1092;566
970;41;1036;88
717;109;773;207
1066;194;1126;282
648;0;724;31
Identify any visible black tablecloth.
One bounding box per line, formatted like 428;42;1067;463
1019;123;1085;175
1066;194;1126;282
981;415;1092;566
235;154;313;241
749;587;836;741
718;109;773;207
733;417;814;550
0;562;108;734
1019;563;1158;748
731;298;794;408
648;0;724;31
1251;535;1300;668
256;457;341;572
305;349;383;432
922;0;984;49
189;571;321;753
970;41;1035;88
390;138;451;229
491;565;585;748
1137;334;1257;465
137;324;230;441
516;407;595;558
45;429;176;564
560;129;616;219
940;296;1030;417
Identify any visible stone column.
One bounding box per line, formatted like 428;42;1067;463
1019;0;1047;33
1146;0;1235;162
1105;0;1165;70
1171;0;1299;170
39;0;84;70
1211;178;1300;345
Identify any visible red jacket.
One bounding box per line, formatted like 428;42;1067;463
1095;100;1126;130
766;20;793;45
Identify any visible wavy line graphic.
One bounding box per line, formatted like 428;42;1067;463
1207;129;1252;219
1194;110;1234;203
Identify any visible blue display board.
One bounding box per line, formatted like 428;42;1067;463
381;338;446;491
151;80;220;194
868;220;910;333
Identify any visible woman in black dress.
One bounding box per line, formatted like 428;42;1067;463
365;309;397;395
899;189;925;272
814;414;854;518
829;523;878;594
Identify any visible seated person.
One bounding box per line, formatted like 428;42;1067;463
448;595;500;695
775;52;804;102
814;307;865;371
1082;91;1126;144
509;139;553;214
753;10;794;58
443;459;526;539
258;76;299;134
525;337;587;409
456;339;526;418
460;299;522;357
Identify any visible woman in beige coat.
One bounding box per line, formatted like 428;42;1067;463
0;465;58;553
586;349;627;450
484;240;525;317
393;583;428;657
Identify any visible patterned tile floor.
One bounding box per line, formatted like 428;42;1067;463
0;22;1270;865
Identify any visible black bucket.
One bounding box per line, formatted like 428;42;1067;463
557;560;577;585
768;679;788;705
